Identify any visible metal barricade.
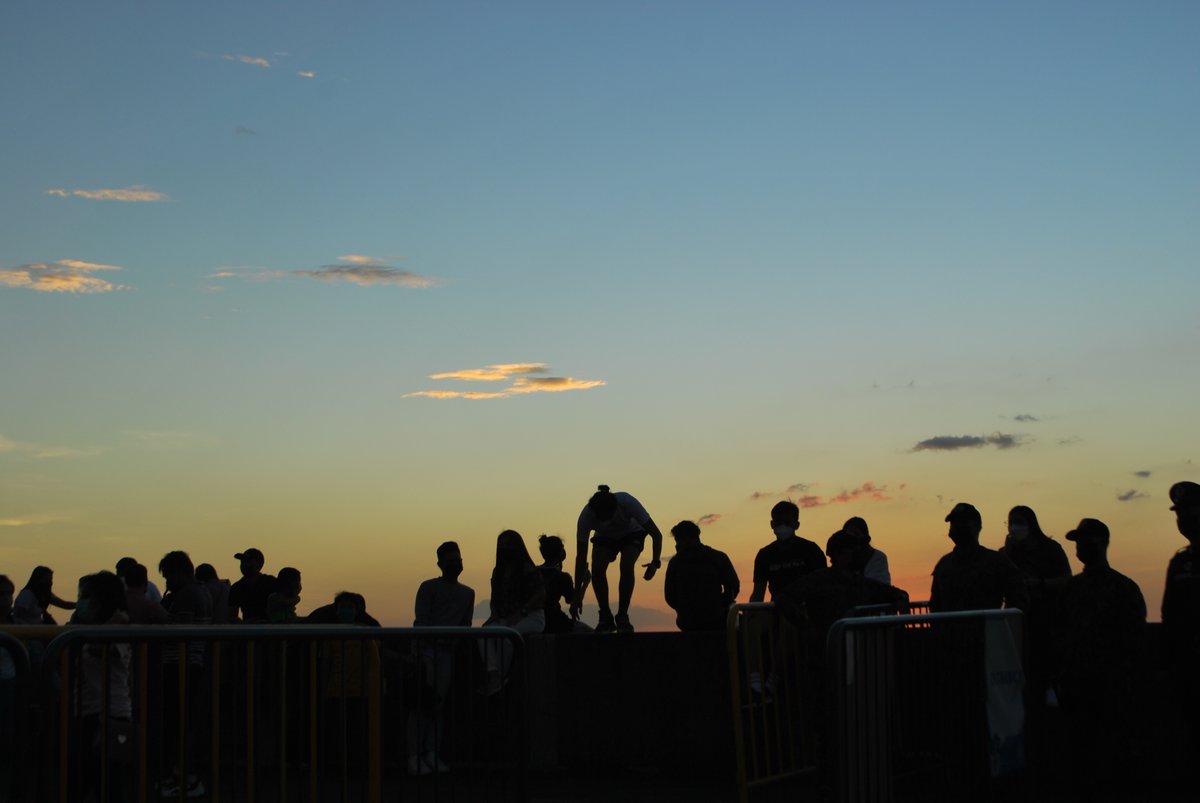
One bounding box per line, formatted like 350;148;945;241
827;609;1025;803
725;603;821;803
34;626;527;803
0;631;33;803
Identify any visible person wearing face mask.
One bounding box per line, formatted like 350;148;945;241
997;505;1071;779
749;501;827;603
929;503;1028;612
1058;518;1145;803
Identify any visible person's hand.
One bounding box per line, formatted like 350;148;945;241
642;558;661;581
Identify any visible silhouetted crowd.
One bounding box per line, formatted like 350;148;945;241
2;480;1199;798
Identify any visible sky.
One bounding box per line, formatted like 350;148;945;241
2;1;1198;628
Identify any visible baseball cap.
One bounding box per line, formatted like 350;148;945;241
1065;518;1109;543
234;547;265;563
1169;481;1200;511
944;502;981;525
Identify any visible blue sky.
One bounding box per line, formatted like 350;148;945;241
2;2;1198;625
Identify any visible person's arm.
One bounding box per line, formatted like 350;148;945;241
413;582;431;627
573;518;592;609
749;548;768;602
462;588;475;627
1000;556;1030;612
49;593;76;610
663;560;677;611
641;517;664;580
721;554;740;607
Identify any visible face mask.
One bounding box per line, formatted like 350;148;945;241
1008;524;1029;541
772;524;797;539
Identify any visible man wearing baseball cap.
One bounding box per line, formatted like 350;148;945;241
1059;518;1145;801
1163;481;1200;749
930;502;1028;612
228;548;278;623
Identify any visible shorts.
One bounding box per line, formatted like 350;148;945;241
592;531;647;556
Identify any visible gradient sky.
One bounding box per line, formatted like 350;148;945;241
2;1;1198;628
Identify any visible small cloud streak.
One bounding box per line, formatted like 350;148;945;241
209;256;434;287
431;364;548;382
294;264;436;287
0;513;62;528
223;54;271;68
298;71;315;79
911;433;1026;452
0;433;100;459
1133;470;1152;478
696;513;722;527
46;185;168;202
406;363;605;400
1117;489;1149;502
1013;414;1039;422
752;482;893;508
0;260;127;294
235;126;257;136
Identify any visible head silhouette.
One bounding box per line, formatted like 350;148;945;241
587;485;619;521
771;501;800;530
670;520;702;547
1006;505;1047;541
538;534;567;564
77;571;126;625
158;551;195;593
495;530;534;569
1170;481;1200;544
1066;518;1110;567
945;503;982;546
437;541;464;579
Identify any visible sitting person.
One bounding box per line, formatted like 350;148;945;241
537;535;591;633
266;567;302;623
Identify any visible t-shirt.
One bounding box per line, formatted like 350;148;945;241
577;492;652;540
414;578;475;627
162;581;213;666
12;588;46;625
930;544;1029;612
664;544;740;632
125;589;168;625
229;573;278;623
1163;545;1200;664
490;565;544;620
752;536;827;599
1060;566;1146;687
863;549;891;585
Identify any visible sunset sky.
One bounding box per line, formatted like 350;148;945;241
2;2;1198;628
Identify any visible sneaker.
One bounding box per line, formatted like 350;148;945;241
596;610;616;633
615;612;634;633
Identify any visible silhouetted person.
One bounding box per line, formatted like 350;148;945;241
0;575;13;800
116;556;163;604
1058;518;1146;803
71;571;133;803
13;566;75;624
158;551;212;799
842;516;891;583
118;562;167;624
267;567;302;623
998;505;1071;776
537;535;591;634
307;591;381;626
575;485;664;633
664;520;740;632
929;503;1028;612
228;547;277;623
194;563;231;624
776;530;909;642
411;543;475;775
748;501;826;602
1162;480;1200;750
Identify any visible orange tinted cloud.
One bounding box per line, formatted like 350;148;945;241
431;364;548;382
0;260;126;293
46;186;168;202
406;363;605;400
223;54;271;68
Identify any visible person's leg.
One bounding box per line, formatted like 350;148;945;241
591;542;617;629
614;538;645;631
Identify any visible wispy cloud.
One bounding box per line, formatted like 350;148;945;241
405;363;606;400
0;513;65;528
1117;489;1149;502
431;364;548;382
223;54;271;68
1013;414;1039;422
696;513;722;527
1133;470;1152;478
234;125;257;136
297;71;315;79
212;256;436;288
0;433;100;459
751;483;812;501
123;430;208;450
1058;437;1082;447
46;185;168;202
911;433;1027;452
799;482;894;508
0;259;127;294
